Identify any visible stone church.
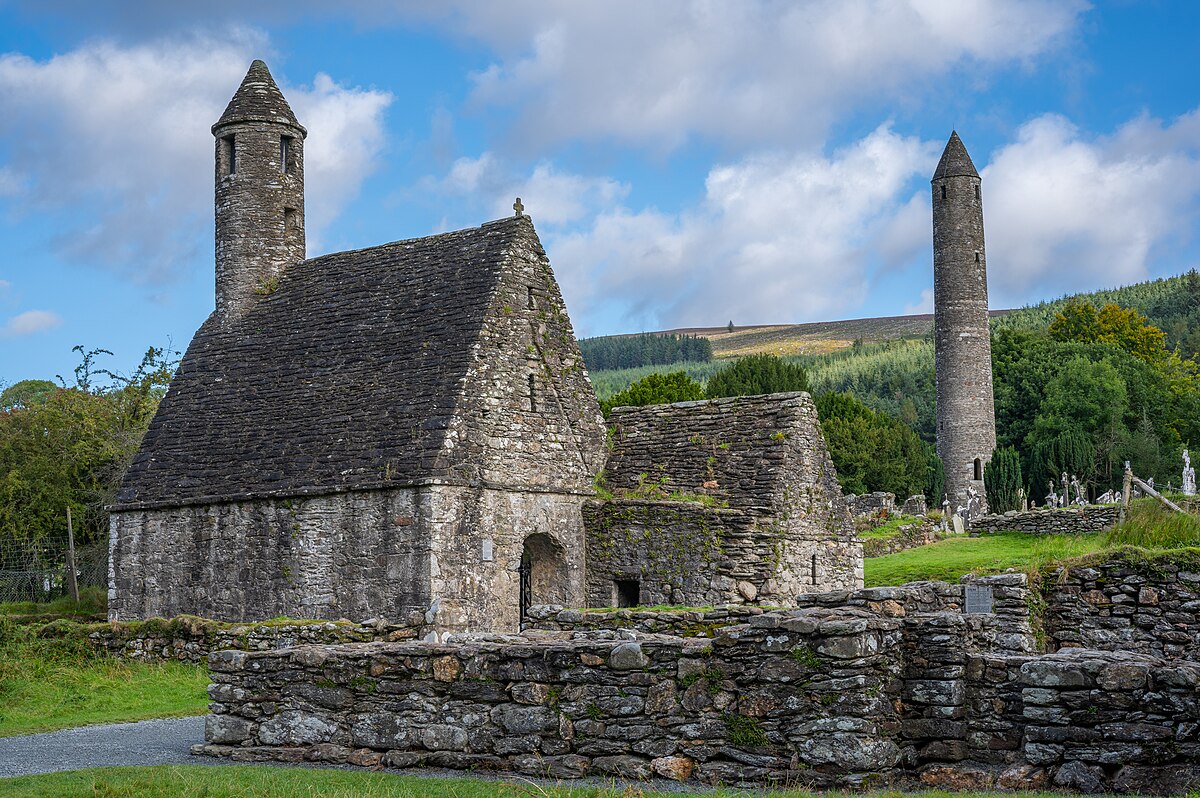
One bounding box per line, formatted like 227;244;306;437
108;61;862;631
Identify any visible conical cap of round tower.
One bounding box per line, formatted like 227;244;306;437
932;131;978;180
212;60;306;136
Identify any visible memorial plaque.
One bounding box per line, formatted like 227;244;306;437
964;584;994;614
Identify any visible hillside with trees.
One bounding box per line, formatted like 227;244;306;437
588;270;1200;500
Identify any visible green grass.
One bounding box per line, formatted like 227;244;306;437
0;620;209;737
0;586;107;620
864;500;1200;586
863;532;1106;586
856;515;924;540
1104;499;1200;548
0;765;1095;797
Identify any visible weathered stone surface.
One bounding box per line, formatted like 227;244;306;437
651;755;695;781
608;642;646;671
193;565;1200;793
932;132;995;509
588;393;863;608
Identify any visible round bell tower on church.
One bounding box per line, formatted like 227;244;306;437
212;60;307;322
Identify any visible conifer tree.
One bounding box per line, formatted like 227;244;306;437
984;446;1024;513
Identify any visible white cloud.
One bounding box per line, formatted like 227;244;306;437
905;288;934;315
0;34;392;283
428;153;628;226
537;125;937;332
1;310;62;337
291;73;392;252
984;109;1200;305
451;0;1088;150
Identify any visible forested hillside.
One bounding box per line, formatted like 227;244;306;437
588;270;1200;496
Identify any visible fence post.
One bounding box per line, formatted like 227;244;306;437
65;506;80;603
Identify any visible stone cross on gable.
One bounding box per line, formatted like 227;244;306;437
513;197;524;217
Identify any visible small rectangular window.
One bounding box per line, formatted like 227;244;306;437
528;373;537;411
221;135;236;176
975;252;981;263
811;554;818;586
527;286;536;309
974;184;980;200
284;207;297;229
940;184;947;199
614;579;640;608
280;136;293;174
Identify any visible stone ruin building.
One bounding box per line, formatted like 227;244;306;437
586;394;862;607
932;131;997;511
107;61;863;631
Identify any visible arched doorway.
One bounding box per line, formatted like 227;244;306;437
518;533;568;628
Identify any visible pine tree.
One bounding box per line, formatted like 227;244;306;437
984;446;1024;513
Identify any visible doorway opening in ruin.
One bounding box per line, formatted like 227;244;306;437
518;533;568;628
974;458;983;481
614;579;640;608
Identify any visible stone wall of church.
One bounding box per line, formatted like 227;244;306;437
109;487;431;624
582;499;860;608
109;484;590;634
423;486;589;634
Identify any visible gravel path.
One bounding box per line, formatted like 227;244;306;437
0;716;206;778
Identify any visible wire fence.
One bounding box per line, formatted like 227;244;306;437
0;533;108;604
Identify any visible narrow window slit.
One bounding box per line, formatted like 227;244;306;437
280;136;293;174
221;135;236;176
940;184;947;199
528;373;537;411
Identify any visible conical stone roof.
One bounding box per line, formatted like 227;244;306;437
932;131;978;180
212;60;306;135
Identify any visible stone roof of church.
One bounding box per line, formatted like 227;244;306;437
213;59;305;135
932;130;978;180
115;216;535;508
604;392;842;513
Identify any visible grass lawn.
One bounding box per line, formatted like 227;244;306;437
0;765;1082;798
863;532;1105;586
0;621;208;737
864;499;1200;586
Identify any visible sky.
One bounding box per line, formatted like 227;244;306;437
1;1;1199;385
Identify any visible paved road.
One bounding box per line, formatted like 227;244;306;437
0;718;702;792
0;716;206;778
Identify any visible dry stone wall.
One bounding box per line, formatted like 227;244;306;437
196;607;906;788
196;562;1200;792
1043;554;1200;660
72;617;430;664
1020;649;1200;795
973;506;1121;535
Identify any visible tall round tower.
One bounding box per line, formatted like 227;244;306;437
932;131;996;510
212;60;306;321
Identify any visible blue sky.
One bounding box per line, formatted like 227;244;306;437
1;1;1199;384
